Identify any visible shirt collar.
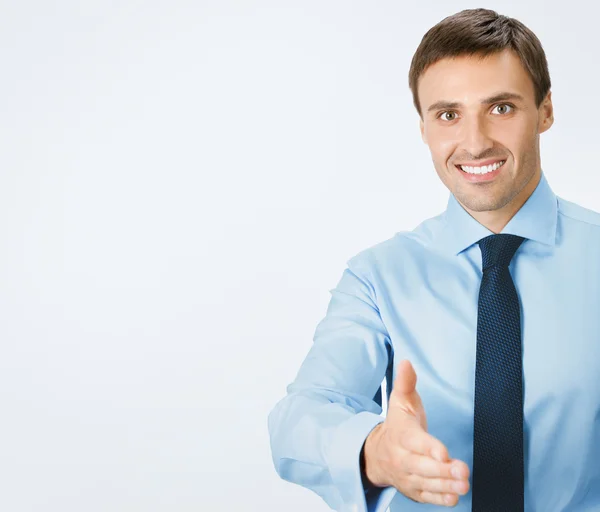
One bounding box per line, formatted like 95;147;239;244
431;170;558;256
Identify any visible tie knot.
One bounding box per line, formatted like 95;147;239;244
477;234;526;271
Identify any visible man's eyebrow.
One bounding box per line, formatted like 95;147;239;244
426;92;526;113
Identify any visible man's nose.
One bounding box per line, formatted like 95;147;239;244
459;116;494;157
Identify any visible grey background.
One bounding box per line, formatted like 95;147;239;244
1;1;597;511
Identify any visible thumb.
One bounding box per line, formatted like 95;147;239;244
392;359;417;396
389;359;427;429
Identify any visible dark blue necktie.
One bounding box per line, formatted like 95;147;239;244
472;234;526;512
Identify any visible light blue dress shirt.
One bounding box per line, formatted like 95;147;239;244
267;171;600;511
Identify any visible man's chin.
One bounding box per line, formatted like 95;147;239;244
454;192;511;213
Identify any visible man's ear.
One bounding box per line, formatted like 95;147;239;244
539;90;554;134
420;118;427;144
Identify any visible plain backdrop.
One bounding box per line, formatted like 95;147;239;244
1;1;598;511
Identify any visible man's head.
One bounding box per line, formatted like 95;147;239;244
409;9;554;227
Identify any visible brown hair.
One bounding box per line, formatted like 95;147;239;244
408;8;551;118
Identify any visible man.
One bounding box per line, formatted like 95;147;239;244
268;8;600;511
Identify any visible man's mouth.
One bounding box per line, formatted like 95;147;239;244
453;159;507;183
455;160;506;175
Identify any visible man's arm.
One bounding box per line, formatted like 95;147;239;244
267;254;398;511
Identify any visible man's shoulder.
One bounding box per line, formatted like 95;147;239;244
557;196;600;228
347;212;445;270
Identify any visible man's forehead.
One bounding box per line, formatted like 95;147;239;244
424;49;522;76
419;51;535;109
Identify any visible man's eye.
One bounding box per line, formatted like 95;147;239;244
492;103;514;115
438;111;457;121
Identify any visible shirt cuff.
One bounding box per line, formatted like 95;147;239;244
326;411;397;512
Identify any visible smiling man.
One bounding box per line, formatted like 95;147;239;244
418;48;553;234
268;8;600;512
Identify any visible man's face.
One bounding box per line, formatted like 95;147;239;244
418;49;553;214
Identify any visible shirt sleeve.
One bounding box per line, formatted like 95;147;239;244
267;254;398;511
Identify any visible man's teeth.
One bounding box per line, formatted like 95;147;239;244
459;160;505;174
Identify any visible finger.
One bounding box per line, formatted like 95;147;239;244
392;359;417;397
447;458;470;481
409;473;470;496
389;361;424;409
416;490;460;507
405;452;469;480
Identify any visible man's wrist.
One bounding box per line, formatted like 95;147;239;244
361;423;386;488
360;443;373;489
